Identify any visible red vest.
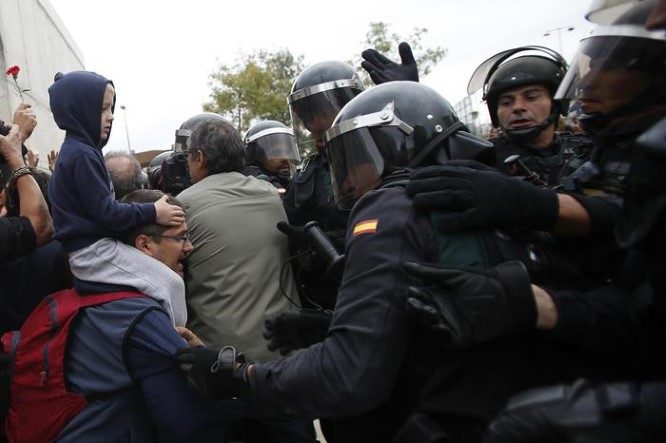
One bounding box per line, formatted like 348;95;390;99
1;288;143;443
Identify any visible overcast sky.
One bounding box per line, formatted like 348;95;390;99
48;0;595;153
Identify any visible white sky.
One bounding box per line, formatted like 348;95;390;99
48;0;595;153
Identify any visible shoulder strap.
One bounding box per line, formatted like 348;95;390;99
77;291;144;308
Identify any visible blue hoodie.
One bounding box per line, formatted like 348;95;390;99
47;71;156;252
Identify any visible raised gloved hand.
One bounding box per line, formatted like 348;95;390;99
404;261;536;347
405;160;559;232
264;310;332;355
361;41;419;84
485;379;664;443
176;345;251;398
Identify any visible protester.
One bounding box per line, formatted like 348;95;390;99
104;151;143;200
0;123;52;261
177;117;315;441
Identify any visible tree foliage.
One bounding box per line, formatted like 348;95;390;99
203;49;304;133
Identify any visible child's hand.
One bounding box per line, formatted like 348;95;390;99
154;194;185;226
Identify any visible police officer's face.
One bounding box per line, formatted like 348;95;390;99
306;114;335;149
100;84;115;142
578;62;650;115
340;162;381;202
497;85;552;130
261;156;293;178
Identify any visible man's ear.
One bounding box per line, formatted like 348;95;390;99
134;234;154;255
194;149;207;170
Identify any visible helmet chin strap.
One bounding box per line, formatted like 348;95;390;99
502;108;559;145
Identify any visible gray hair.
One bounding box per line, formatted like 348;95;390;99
187;119;245;175
104;151;143;200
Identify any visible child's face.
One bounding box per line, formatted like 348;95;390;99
100;84;115;142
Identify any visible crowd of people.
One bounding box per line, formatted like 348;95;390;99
0;0;665;441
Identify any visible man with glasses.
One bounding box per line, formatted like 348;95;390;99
3;189;235;442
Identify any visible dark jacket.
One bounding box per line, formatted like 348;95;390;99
47;71;155;252
282;151;348;232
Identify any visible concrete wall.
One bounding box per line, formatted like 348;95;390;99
0;0;84;165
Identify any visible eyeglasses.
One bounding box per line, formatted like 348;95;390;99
150;234;191;245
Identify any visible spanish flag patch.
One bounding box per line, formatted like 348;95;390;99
353;219;379;236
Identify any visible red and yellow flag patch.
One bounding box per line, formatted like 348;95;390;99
353;219;379;236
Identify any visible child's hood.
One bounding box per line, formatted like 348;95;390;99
48;71;115;149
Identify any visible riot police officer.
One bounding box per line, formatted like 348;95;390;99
146;150;172;190
279;61;365;312
466;46;593;185
243;120;300;195
483;2;666;441
362;44;593;187
283;60;364;232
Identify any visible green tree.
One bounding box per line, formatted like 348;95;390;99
203;49;305;133
354;22;447;86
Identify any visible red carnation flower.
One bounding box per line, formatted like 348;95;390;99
5;65;28;101
5;65;20;78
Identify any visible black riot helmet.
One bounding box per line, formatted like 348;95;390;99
555;0;666;133
288;61;364;152
245;120;300;178
324;81;494;210
147;151;172;189
467;46;568;142
159;151;192;195
174;112;227;152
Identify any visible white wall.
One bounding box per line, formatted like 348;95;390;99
0;0;84;165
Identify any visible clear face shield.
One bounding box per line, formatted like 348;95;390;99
245;127;301;178
555;25;666;117
586;0;642;25
174;128;192;152
288;77;364;153
323;102;415;210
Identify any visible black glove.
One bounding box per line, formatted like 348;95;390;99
405;161;559;232
361;41;419;84
277;221;307;249
264;310;332;355
176;345;251;398
404;261;536;347
485;379;663;443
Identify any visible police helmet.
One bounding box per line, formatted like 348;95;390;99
468;46;568;137
323;81;493;210
288;61;364;152
159;151;192;195
147;151;172;189
175;112;227;151
555;0;666;132
244;120;300;177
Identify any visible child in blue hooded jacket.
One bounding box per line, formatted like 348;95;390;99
47;71;188;325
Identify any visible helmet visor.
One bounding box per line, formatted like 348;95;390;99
585;0;636;25
289;85;362;152
555;27;666;116
326;127;385;210
247;128;301;163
